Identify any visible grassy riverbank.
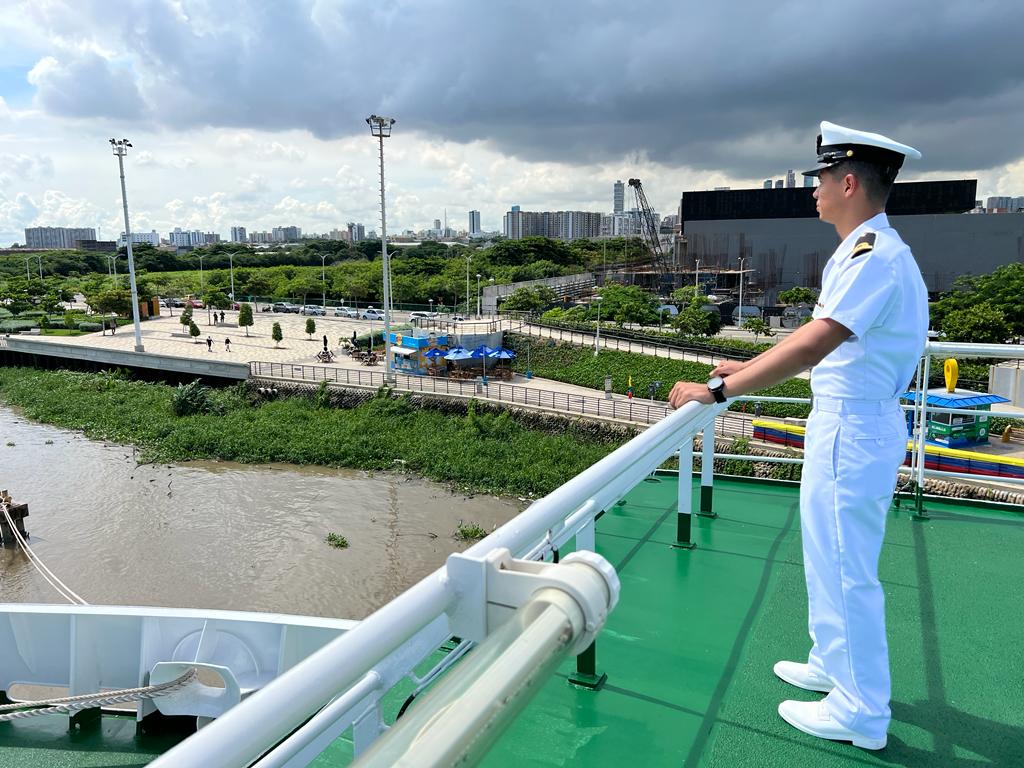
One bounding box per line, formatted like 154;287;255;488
0;367;621;498
506;335;813;418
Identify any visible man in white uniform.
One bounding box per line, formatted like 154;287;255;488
668;121;929;750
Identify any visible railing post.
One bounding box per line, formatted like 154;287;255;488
673;440;696;549
698;424;716;517
914;354;931;519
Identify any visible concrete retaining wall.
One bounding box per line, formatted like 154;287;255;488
1;337;249;381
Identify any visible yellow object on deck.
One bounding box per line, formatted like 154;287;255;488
944;358;959;393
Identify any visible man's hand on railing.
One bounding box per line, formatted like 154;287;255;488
668;381;715;409
711;360;746;377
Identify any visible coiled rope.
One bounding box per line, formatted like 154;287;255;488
1;499;88;605
0;667;199;722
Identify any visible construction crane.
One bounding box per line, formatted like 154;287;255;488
627;178;674;294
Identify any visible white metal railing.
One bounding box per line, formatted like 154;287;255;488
150;342;1023;766
149;398;726;767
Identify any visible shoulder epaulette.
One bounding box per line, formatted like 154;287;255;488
851;232;875;258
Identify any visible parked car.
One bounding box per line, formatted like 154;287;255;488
360;308;385;320
409;311;439;321
168;298;185;307
186;299;205;309
452;314;467;321
301;305;326;316
272;302;299;313
781;305;813;328
333;306;353;317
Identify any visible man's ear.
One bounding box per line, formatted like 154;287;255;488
842;172;858;198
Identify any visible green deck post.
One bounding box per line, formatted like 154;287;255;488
674;441;696;549
698;425;716;517
568;640;607;690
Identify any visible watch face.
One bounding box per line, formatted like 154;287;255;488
708;375;724;389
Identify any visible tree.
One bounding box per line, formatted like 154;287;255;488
189;320;201;343
272;321;283;348
500;286;557;312
202;289;231;310
778;287;818;306
237;303;254;336
742;317;774;343
940;304;1010;344
305;317;316;338
673;304;721;337
179;305;193;331
85;288;131;316
931;262;1024;338
595;284;659;327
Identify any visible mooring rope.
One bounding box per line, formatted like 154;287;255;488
1;500;88;605
0;667;199;722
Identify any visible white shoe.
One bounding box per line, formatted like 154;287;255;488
773;660;834;693
778;699;887;750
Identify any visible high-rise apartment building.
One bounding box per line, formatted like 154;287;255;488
272;226;301;242
804;175;815;188
230;226;247;243
24;226;97;249
774;180;784;189
786;170;796;188
346;223;365;242
503;209;602;241
763;180;773;189
469;210;481;235
117;231;160;248
613;180;625;214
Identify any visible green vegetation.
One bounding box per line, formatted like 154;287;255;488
454;521;488;541
170;380;221;417
506;335;811;418
931;262;1024;341
305;317;316;338
325;532;349;549
272;322;283;347
237;303;254;336
0;368;621;497
777;286;818;306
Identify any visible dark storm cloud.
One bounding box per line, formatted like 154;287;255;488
24;0;1024;177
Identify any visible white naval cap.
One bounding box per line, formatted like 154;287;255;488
802;120;921;178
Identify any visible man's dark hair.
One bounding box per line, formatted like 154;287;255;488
824;160;896;206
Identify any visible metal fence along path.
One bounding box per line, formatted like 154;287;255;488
249;361;674;425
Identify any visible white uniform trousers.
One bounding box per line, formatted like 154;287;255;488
799;397;907;741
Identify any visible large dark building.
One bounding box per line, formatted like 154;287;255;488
678;180;1024;304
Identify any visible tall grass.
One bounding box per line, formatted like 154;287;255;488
0;368;618;498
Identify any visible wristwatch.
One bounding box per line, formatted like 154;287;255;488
707;375;727;403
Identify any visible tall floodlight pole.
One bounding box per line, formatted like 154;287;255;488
476;273;482;318
465;255;471;315
36;255;43;281
738;256;747;327
695;259;701;290
110;138;144;352
229;252;235;304
367;114;396;384
594;296;603;356
320;254;327;308
23;257;30;280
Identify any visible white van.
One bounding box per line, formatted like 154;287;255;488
732;305;762;324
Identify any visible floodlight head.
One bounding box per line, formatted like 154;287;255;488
366;114;396;138
109;138;116;145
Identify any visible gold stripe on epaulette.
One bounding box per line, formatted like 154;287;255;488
852;241;873;256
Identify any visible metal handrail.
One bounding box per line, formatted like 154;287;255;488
149;397;725;767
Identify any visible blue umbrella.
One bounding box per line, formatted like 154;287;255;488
444;347;473;361
470;344;494;359
424;347;446;358
487;347;517;359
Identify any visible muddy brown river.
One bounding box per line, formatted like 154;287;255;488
0;408;524;619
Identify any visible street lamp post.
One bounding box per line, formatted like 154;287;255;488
229;252;235;306
320;254;327;308
367;114;396;384
464;255;471;316
109;138;144;352
695;259;701;290
36;255;43;281
594;295;603;356
738;256;747;327
198;254;205;292
23;257;30;281
476;273;482;319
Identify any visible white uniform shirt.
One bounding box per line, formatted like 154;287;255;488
810;212;929;400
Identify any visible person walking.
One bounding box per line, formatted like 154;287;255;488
220;310;225;323
668;121;927;751
206;335;213;352
224;337;231;352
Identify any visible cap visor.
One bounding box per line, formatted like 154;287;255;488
801;166;825;177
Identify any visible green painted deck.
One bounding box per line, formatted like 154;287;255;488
2;476;1022;766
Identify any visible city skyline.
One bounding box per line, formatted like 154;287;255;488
1;1;1023;248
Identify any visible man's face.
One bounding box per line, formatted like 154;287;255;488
812;167;845;225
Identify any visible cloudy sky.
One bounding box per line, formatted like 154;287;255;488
0;0;1022;247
